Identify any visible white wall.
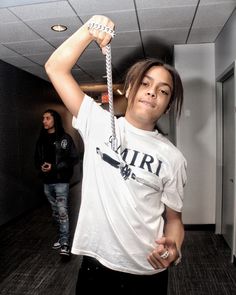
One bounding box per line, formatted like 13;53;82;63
215;8;236;257
215;9;236;78
174;44;216;224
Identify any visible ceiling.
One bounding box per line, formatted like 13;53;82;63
0;0;235;86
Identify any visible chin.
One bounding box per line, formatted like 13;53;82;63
137;109;159;120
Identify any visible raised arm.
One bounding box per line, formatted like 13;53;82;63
45;15;115;117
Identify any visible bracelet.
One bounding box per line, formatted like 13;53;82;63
173;248;182;266
88;21;116;38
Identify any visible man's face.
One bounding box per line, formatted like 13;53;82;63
125;66;173;131
43;112;55;133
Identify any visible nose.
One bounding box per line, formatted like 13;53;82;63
147;89;156;98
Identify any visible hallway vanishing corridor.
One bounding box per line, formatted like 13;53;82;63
0;202;236;295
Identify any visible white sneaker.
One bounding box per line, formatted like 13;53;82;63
52;240;61;250
60;244;70;256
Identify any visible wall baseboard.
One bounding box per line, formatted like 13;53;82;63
184;224;215;231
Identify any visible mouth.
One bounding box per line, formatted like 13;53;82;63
139;99;156;108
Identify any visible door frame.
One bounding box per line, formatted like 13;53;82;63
215;61;236;262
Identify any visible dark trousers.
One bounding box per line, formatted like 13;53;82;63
76;256;168;294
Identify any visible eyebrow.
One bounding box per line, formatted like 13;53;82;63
144;74;173;91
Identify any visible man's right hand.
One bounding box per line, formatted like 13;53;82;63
41;162;51;172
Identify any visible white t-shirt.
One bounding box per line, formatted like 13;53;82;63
72;95;187;275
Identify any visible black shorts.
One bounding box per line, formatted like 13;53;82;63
76;256;168;294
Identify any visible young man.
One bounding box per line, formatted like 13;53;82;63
45;15;187;293
35;109;79;256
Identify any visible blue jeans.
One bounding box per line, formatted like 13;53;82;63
44;183;70;245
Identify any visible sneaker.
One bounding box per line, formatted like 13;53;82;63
60;244;70;256
52;240;61;250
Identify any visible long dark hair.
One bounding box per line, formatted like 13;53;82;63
123;58;184;119
39;109;65;140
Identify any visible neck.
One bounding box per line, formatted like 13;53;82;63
124;114;155;131
47;127;55;134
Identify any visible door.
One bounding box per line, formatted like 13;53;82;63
222;73;235;250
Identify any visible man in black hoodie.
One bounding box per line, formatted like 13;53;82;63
35;109;79;256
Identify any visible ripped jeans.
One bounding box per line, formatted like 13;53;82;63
44;183;70;246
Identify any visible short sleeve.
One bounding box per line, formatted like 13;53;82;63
72;95;108;141
161;159;187;212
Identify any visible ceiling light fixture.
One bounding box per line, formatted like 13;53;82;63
117;89;123;95
51;24;67;32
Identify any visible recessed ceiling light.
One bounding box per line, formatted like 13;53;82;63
117;89;123;95
51;24;67;32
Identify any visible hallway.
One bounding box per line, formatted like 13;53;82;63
0;203;81;295
1;200;236;295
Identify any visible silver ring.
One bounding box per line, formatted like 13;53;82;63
160;250;169;260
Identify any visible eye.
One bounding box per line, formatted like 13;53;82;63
160;89;169;96
141;80;149;87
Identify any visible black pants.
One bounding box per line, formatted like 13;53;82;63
76;256;168;294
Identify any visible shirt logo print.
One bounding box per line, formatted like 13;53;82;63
61;139;68;149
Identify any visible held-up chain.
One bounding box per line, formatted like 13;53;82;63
88;21;117;151
105;44;117;151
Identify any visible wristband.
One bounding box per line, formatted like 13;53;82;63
173;248;182;266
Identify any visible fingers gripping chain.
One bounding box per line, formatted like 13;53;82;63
88;21;116;38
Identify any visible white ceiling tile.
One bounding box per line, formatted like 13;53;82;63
188;27;223;43
0;8;20;23
0;22;39;43
24;52;53;65
193;2;236;27
46;36;69;48
9;1;76;21
25;16;83;40
111;46;144;65
78;61;107;82
4;39;54;55
0;0;235;84
78;59;106;72
142;28;189;45
69;0;135;15
111;31;142;48
136;0;198;9
0;0;57;8
200;0;236;4
0;44;19;57
79;47;105;63
138;6;196;30
3;55;38;67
